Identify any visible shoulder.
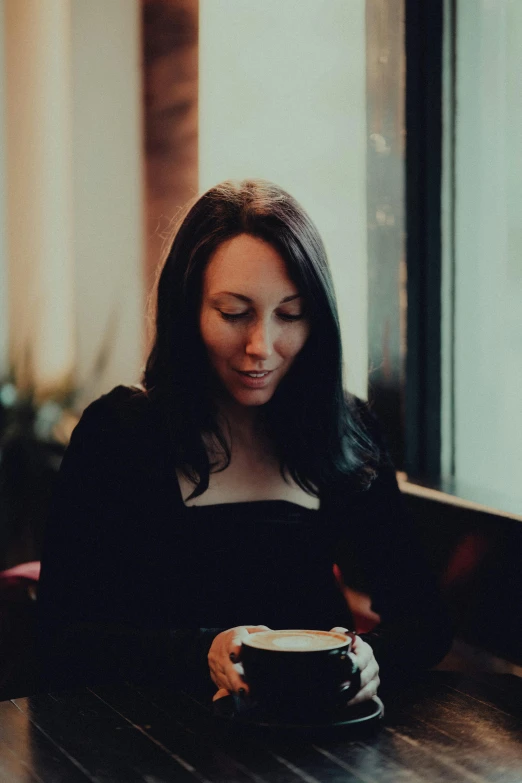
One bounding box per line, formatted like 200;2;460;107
70;385;161;455
82;384;150;419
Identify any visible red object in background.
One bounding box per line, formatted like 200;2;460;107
0;561;41;699
333;563;381;634
0;561;40;594
441;533;490;589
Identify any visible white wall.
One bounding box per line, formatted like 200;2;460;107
4;0;75;393
199;0;368;398
0;0;8;379
2;0;144;404
71;0;144;405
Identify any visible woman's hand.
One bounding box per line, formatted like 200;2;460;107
208;625;270;701
330;626;380;706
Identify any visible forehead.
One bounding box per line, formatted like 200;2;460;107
203;234;296;293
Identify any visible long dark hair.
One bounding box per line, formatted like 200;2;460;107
143;179;379;498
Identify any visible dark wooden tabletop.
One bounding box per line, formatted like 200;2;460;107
1;671;522;782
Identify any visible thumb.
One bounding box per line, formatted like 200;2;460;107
212;688;230;702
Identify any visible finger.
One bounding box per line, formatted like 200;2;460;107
208;659;229;691
358;656;380;690
339;657;378;695
209;645;243;691
229;627;251;660
221;661;248;695
212;688;230;702
347;675;380;706
207;650;223;686
231;626;271;661
352;637;377;673
352;639;373;669
208;628;256;692
211;664;243;694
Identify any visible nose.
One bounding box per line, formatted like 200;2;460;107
245;318;274;360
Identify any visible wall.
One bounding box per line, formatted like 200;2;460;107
0;1;7;379
198;0;368;398
2;0;145;405
71;0;144;404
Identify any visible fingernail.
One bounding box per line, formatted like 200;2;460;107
229;652;236;661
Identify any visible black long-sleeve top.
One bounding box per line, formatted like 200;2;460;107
37;385;452;695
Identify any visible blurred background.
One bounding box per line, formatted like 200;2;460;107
0;0;521;694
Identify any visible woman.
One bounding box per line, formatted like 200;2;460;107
38;179;452;705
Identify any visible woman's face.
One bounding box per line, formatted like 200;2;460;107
199;233;311;408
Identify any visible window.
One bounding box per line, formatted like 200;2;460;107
405;0;522;517
441;0;522;516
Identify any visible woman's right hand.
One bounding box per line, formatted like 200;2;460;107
208;625;270;698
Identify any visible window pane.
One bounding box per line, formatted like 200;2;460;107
443;0;522;515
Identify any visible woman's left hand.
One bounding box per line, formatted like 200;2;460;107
330;626;380;706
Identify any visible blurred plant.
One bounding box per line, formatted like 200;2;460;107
0;377;76;455
0;318;116;568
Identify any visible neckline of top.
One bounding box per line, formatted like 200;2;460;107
182;499;320;513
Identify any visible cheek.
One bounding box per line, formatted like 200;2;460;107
280;325;311;358
199;313;218;357
200;314;236;360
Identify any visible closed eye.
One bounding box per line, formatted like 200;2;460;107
219;311;305;323
219;311;248;321
277;312;305;322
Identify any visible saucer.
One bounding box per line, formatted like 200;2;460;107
213;694;384;731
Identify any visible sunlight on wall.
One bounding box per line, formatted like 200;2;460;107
2;0;144;402
0;2;8;378
199;0;368;398
70;0;144;404
5;0;75;393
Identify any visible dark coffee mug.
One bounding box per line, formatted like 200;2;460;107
241;629;361;716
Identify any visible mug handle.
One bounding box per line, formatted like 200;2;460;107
338;631;361;704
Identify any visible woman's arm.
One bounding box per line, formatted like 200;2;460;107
37;390;222;692
331;405;454;692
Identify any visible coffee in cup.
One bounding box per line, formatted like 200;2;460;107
241;629;360;716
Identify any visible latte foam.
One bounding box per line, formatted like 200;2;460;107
243;629;349;652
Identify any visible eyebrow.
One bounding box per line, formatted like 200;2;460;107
211;292;302;304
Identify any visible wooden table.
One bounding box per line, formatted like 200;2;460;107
1;672;521;782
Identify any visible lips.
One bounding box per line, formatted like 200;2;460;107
236;370;273;377
234;369;274;388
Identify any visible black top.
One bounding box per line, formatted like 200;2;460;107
37;385;452;694
181;501;349;630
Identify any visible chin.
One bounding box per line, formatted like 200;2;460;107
228;386;275;408
235;391;273;407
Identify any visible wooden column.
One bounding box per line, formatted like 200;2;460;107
142;0;199;348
